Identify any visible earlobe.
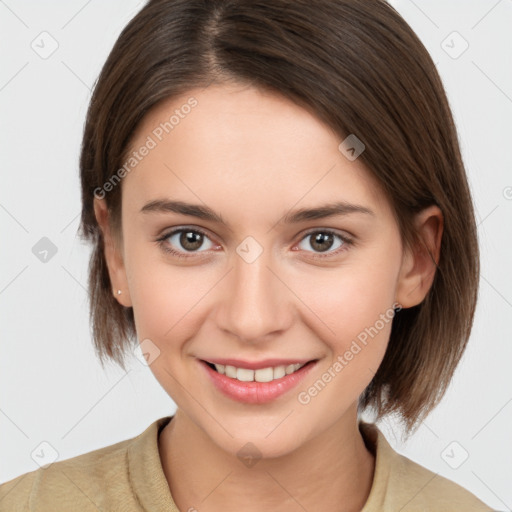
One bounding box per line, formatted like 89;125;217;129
395;205;443;309
93;197;132;308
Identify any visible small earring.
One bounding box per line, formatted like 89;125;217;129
116;289;122;295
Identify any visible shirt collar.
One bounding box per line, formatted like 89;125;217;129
127;416;391;511
127;416;178;511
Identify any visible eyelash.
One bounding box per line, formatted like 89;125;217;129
155;227;354;260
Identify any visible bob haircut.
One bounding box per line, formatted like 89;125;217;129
78;0;479;437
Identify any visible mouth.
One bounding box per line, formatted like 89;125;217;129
199;358;318;404
203;360;314;382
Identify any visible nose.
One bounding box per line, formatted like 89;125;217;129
214;246;292;343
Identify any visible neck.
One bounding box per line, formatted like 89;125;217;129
158;405;375;512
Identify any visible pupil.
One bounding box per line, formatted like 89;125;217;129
181;231;202;250
312;233;333;252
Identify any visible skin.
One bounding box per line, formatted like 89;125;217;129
94;83;443;512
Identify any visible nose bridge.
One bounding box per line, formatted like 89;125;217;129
218;240;289;341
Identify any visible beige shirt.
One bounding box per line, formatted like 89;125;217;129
0;416;493;511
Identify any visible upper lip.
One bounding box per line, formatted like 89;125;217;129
201;358;316;370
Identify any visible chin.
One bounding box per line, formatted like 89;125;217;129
202;415;313;462
224;432;303;463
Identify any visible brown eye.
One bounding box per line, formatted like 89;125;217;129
179;230;204;251
309;232;335;252
297;229;352;257
158;227;216;256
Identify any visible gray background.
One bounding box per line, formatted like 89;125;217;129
1;1;511;509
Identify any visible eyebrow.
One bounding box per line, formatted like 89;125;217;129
140;199;374;229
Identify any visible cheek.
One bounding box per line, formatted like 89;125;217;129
293;263;399;420
124;238;209;344
290;247;400;347
288;248;401;413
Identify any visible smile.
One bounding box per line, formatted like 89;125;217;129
207;362;307;383
199;358;318;404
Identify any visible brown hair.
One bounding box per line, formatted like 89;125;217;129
78;0;479;436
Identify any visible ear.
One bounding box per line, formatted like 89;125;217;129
395;205;443;309
93;197;132;308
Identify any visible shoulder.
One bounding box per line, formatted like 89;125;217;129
360;422;494;512
388;451;493;511
0;436;133;512
0;417;170;512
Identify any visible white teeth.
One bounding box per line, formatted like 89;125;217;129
225;365;237;378
286;363;301;375
236;368;254;381
211;362;307;382
254;367;273;382
214;364;225;375
273;365;286;379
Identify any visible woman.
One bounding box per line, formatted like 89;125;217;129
0;0;493;510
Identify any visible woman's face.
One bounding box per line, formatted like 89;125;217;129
104;83;412;458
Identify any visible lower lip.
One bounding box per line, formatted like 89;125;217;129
200;360;317;404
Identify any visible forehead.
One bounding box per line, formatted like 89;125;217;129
121;84;391;223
